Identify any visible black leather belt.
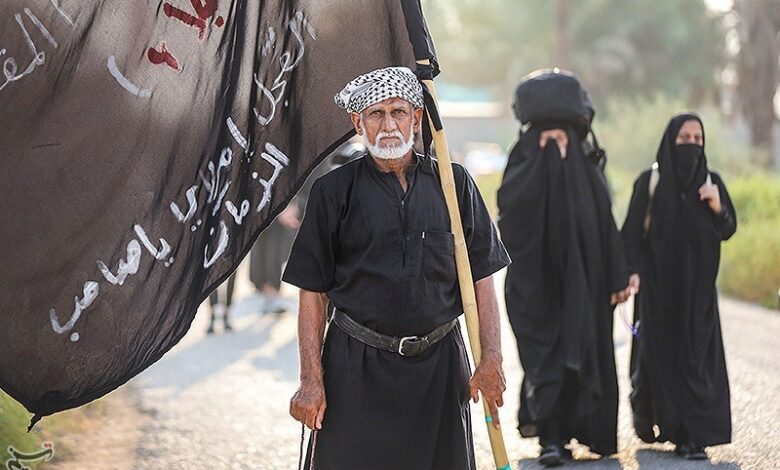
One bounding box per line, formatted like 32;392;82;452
332;310;457;357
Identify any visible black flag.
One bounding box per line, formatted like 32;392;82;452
0;0;414;422
400;0;437;71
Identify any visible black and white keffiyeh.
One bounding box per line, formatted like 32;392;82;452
335;66;424;113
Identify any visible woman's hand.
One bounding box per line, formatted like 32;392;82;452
699;182;722;215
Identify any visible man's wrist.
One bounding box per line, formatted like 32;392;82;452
300;372;324;386
481;350;503;364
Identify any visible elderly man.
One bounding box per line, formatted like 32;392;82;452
283;66;511;470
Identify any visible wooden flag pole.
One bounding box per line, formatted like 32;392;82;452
417;60;512;470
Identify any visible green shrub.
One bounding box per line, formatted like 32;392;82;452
720;218;780;308
725;175;780;225
718;174;780;308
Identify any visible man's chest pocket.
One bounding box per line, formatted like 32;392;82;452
422;231;457;282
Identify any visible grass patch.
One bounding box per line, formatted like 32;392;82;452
1;389;110;468
719;174;780;308
720;220;780;308
1;390;52;469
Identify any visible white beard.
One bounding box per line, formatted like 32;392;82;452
361;122;415;160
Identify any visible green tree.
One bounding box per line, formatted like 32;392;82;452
570;1;725;105
423;0;726;108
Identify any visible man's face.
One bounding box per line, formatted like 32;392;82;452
351;97;423;155
675;119;704;146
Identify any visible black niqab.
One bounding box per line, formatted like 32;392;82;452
673;143;704;187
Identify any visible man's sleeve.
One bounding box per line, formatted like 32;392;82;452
456;166;512;281
281;178;338;292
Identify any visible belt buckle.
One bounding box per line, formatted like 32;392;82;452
398;336;423;357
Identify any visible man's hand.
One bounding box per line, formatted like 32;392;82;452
469;355;506;429
292;290;328;430
290;379;327;430
472;276;505;429
539;129;568;159
699;182;722;215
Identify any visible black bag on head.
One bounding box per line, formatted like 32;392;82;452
512;69;594;137
513;69;606;170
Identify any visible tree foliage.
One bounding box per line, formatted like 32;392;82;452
423;0;726;108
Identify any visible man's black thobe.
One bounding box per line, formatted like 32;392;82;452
282;153;510;470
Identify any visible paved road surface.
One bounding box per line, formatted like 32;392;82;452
128;266;780;469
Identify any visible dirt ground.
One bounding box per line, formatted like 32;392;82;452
47;386;149;470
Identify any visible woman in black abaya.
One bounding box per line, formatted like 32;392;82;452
498;122;630;465
622;113;736;460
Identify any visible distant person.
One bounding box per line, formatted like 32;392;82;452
206;273;235;334
249;141;364;314
621;113;736;460
249;204;301;314
497;70;630;466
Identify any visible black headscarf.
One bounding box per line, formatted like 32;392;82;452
659;113;706;182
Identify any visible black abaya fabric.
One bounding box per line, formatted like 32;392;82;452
622;113;736;447
497;125;628;454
